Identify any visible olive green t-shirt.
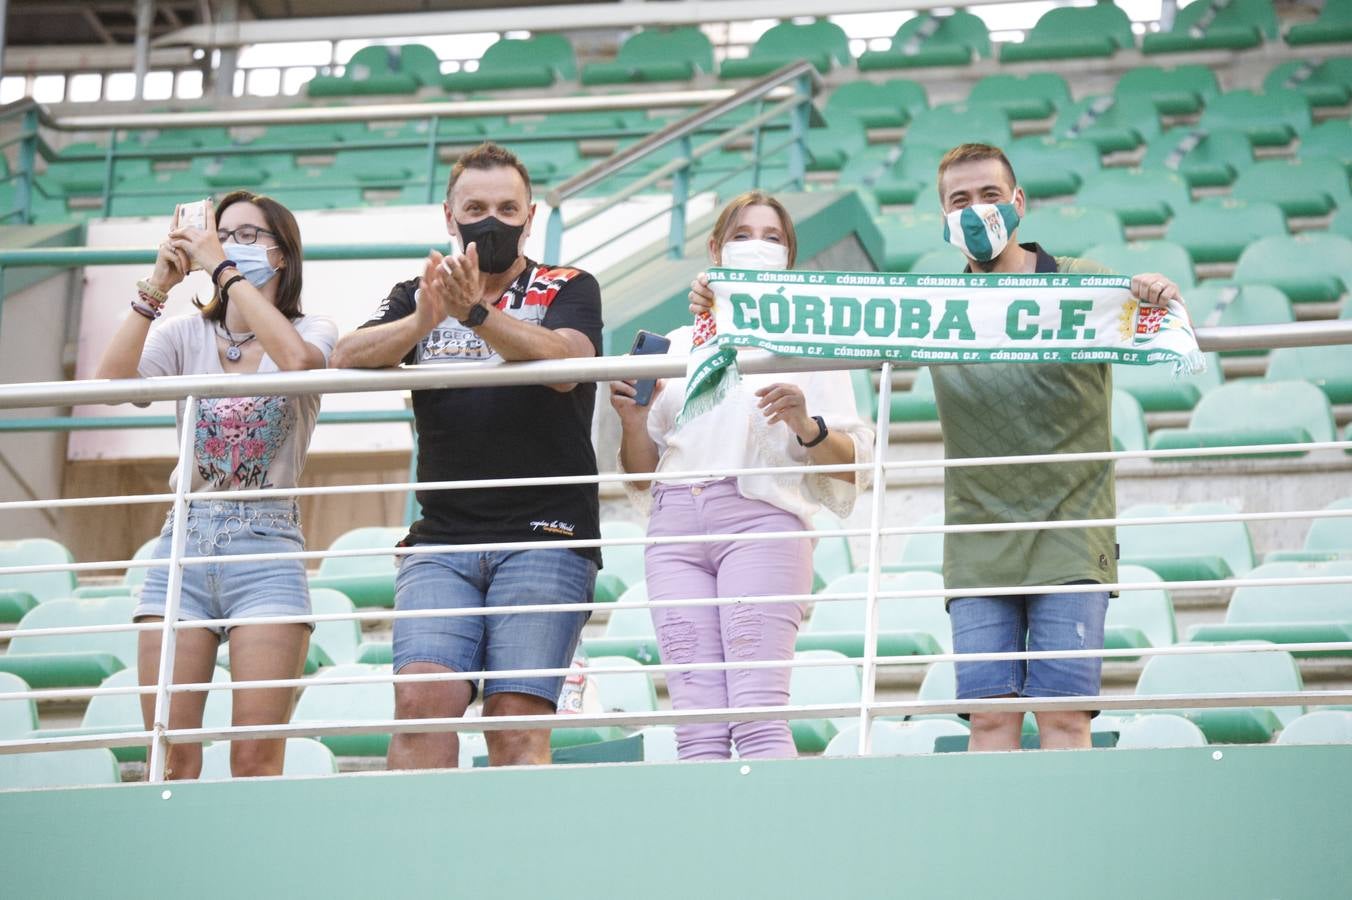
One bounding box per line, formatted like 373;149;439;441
930;246;1118;594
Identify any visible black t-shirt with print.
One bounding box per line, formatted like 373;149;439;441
360;260;603;564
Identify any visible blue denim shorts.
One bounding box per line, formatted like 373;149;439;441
134;499;312;640
392;548;596;705
948;586;1109;700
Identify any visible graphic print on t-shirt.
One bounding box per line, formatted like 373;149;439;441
412;264;588;366
194;396;296;489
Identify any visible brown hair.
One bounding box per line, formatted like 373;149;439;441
936;143;1019;198
195;190;304;322
707;190;798;268
446;142;533;201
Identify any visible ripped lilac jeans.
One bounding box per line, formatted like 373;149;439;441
645;479;812;760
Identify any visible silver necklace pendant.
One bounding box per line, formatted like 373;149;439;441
226;345;242;362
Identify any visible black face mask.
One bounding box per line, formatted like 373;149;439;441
455;215;525;274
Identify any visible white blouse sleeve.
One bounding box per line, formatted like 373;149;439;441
800;370;875;518
615;374;679;516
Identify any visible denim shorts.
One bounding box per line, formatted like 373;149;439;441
948;586;1109;700
134;499;312;640
392;548;596;705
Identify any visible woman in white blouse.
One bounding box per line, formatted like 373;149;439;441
609;191;874;760
95;191;336;779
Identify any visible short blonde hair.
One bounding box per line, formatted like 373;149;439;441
936;143;1018;197
708;191;798;268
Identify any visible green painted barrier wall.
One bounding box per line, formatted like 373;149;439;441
1;746;1348;898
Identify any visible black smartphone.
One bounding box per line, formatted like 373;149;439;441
629;330;671;406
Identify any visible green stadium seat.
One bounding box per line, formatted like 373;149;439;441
797;571;949;658
718;19;851;79
1115;65;1221;116
1275;710;1352;744
199;737;338;779
1111;390;1149;453
1149;380;1337;457
1133;643;1302;742
1199;89;1312;148
1183;283;1294;353
1114;714;1208;748
581;27;715;85
1001;4;1135;62
291;664;394;757
1017;205;1125;258
243;123;345;149
308;43;442;97
1164;198;1286;265
1142;0;1277;54
36;666;232;763
967;72;1070;120
1117;502;1255;582
1233;233;1352;304
835;146;918;206
1106;565;1178;650
812;512;856;592
1189;560;1352;651
1301;120;1352;172
884;513;944;575
905;103;1012;150
636;724;679;762
1052;95;1161;154
858;10;991;70
1141;128;1254;189
825;79;928;129
1111;352;1224;412
0;671;37;739
307;526;404;609
1286;1;1352;45
134;126;232;150
1264;59;1352;108
0;538;77;622
582;588;659;664
306;588;366;668
442;35;576;92
598;520;646;605
878;210;948;271
788;650;860;753
1082;240;1195;290
0;596;137;688
1266;498;1352;563
1076;169;1192;228
886;366;937;422
909;247;966;273
1005;136;1101;199
823;718;968;757
0;747;122;790
1265;346;1352;405
589;656;658;714
805;117;869;174
1232;157;1351;219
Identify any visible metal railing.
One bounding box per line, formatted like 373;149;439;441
0;322;1350;783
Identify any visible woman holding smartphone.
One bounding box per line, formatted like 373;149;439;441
95;191;337;779
609;191;874;760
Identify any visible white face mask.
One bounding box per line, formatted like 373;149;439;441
719;239;789;271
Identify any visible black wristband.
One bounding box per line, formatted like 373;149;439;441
797;415;828;448
219;273;246;303
212;259;239;286
459;302;489;328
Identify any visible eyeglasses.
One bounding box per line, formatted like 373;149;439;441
217;225;276;245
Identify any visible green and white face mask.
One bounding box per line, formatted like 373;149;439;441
942;202;1021;262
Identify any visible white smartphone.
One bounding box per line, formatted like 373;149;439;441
172;199;211;271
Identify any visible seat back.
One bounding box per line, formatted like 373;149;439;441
8;596;139;664
1226;561;1352;624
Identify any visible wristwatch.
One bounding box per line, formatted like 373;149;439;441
797;415;829;448
459;302;489;328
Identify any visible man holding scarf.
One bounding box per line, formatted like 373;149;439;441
332;142;603;770
931;143;1183;751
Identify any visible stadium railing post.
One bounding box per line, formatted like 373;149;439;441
857;363;893;755
667;135;692;259
147;395;198;782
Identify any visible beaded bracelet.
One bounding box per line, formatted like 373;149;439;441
136;289;165;311
136;279;168;304
130;300;161;321
211;259;239;286
219;273;246;303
